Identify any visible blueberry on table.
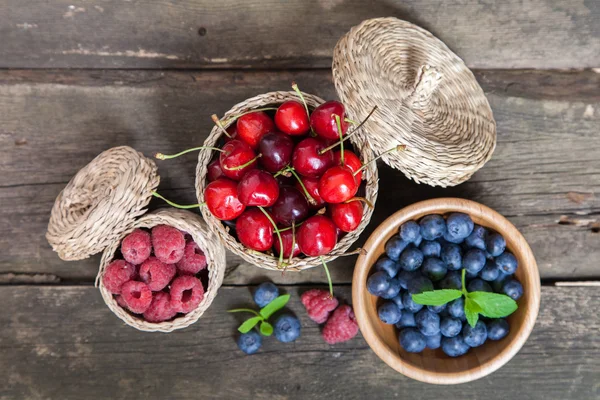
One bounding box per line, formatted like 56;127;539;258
463;248;487;274
439;271;462;290
502;279;524;300
480;260;500;281
400;220;422;244
374;256;400;278
396;311;417;328
402;292;424;313
274;314;301;343
467;278;493;293
427;303;447;313
237;331;262;354
448;297;466;321
420;240;442;258
384;235;410;261
441;336;471;357
419;214;447;241
441;243;463;270
422;257;447;281
426;333;442;350
399;328;427;353
378;301;402;324
416;308;441;336
440;317;463;338
487;319;510;340
399;247;424;271
485;232;506;257
496;252;518;274
253;282;279;308
367;271;390;296
462;320;488;347
407;275;434;294
380;278;402;299
446;212;474;241
465;224;488;251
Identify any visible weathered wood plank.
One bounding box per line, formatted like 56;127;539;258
1;0;599;69
0;69;599;283
0;285;597;399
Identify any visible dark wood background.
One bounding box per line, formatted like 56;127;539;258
0;1;599;399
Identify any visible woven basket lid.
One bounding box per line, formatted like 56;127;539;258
46;146;160;261
332;17;496;187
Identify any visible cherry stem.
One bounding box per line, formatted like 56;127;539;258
353;145;406;177
320;256;334;298
291;82;311;119
211;114;231;138
275;221;303;233
258;206;284;267
333;114;345;165
344;117;359;125
223;154;262;171
319;105;379;155
152;192;204;209
273;167;291;178
286;166;316;205
155;146;224;160
221;107;279;126
288;223;296;265
345;196;374;209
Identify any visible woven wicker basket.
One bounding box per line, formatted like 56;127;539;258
47;146;226;331
196;91;379;271
332;17;496;187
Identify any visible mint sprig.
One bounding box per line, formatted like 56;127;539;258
228;294;291;336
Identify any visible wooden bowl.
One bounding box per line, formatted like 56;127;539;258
352;198;540;384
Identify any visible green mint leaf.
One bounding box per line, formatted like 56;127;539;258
411;289;463;306
259;294;290;320
237;316;262;334
464;297;482;328
468;291;518;318
228;308;261;317
260;321;274;336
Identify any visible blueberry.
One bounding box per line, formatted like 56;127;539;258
425;333;442;349
422;257;447;281
402;291;424;313
390;294;404;310
464;225;488;250
441;336;470;357
396;311;416;328
496;252;518;274
419;214;447;241
428;303;447;313
480;260;500;281
440;317;463;338
399;328;427;353
416;308;441;336
273;314;301;343
400;220;422;244
396;270;419;290
374;257;400;278
492;272;511;292
441;243;463;270
462;320;487;347
439;271;463;290
237;331;262;354
399;247;424;271
485;232;506;257
443;230;464;244
420;240;442;258
385;235;410;261
407;275;434;294
466;270;478;280
446;212;474;241
413;236;423;247
487;319;510;340
253;282;279;308
467;278;493;293
463;248;486;274
448;297;466;320
502;279;524;300
380;278;401;299
367;271;390;296
378;301;402;324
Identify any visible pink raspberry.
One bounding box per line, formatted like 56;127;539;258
170;275;205;314
121;281;153;314
322;305;359;344
176;241;208;275
115;294;129;309
121;228;152;265
143;292;178;322
301;289;339;324
103;259;136;294
152;225;186;264
139;256;176;291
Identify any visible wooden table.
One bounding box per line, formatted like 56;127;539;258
1;1;599;398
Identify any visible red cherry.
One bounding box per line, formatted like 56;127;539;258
258;131;295;173
205;178;246;220
236;208;274;251
275;174;294;187
295;176;324;209
271;186;309;227
309;101;349;140
318;166;358;203
275;101;309;136
291;137;334;178
237;170;280;207
224;124;238;143
236;111;275;148
333;150;363;182
329;200;363;232
207;159;225;182
220;140;258;180
297;215;338;256
273;228;301;258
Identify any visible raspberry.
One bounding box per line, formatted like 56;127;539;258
301;289;339;324
103;259;136;294
139;256;176;291
115;294;129;309
121;281;153;314
121;228;152;265
151;225;186;264
322;305;359;344
143;292;178;322
170;275;205;314
176;241;208;275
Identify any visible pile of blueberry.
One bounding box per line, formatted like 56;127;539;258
367;212;523;357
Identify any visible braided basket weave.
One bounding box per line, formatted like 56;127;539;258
333;17;496;187
196;91;379;271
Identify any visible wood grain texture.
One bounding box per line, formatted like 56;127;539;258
0;69;599;283
0;285;597;399
1;0;599;69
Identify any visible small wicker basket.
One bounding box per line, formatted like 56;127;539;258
47;146;226;331
196;91;379;271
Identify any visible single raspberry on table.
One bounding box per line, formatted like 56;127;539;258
151;225;186;264
121;228;152;265
176;241;208;275
103;259;137;294
322;305;359;344
143;292;178;322
121;281;153;314
139;256;176;291
170;275;205;314
301;289;339;324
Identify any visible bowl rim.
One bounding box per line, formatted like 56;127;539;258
352;197;541;384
